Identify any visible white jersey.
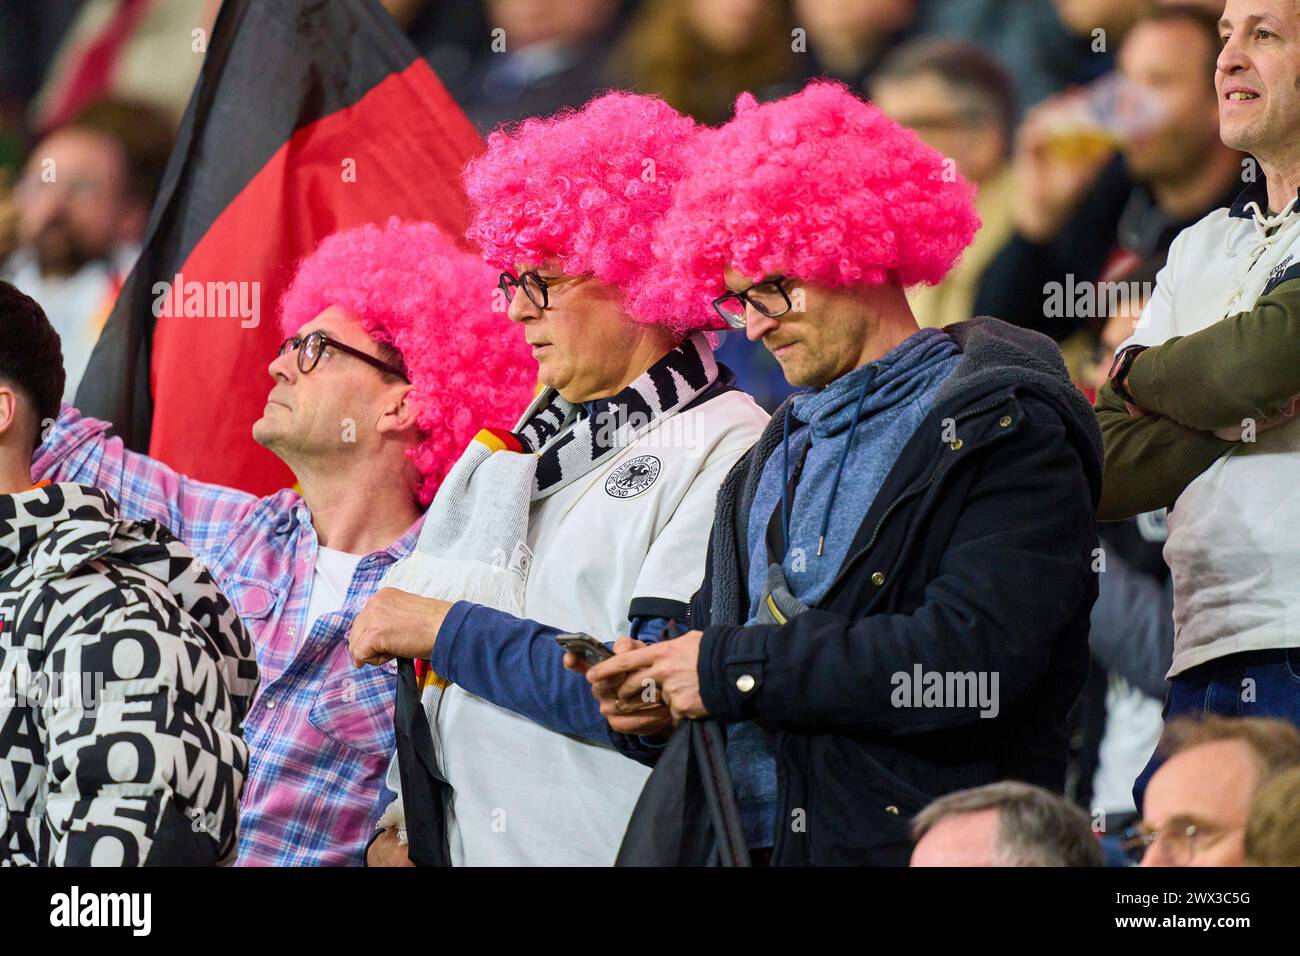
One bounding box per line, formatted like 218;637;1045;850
437;388;769;865
1120;182;1300;675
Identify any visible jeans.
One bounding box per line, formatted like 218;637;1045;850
1132;648;1300;811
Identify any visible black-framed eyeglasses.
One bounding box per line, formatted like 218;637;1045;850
712;276;794;330
277;331;409;383
499;269;551;311
498;269;588;311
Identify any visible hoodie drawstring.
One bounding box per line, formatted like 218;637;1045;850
779;410;792;558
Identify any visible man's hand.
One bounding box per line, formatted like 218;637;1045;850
1011;92;1115;243
1213;397;1300;441
585;631;708;721
565;637;675;735
347;588;450;668
367;827;413;867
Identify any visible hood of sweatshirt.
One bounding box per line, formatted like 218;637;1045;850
0;482;258;713
939;316;1103;501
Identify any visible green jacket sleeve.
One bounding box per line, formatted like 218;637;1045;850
1124;279;1300;430
1095;380;1233;521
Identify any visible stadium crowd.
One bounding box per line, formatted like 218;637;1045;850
3;0;1300;868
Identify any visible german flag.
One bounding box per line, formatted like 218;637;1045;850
76;0;484;494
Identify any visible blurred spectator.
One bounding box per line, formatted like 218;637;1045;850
617;0;796;124
31;0;215;131
0;170;17;265
1075;518;1171;821
1133;717;1300;866
0;1;82;106
1;98;172;402
457;0;625;132
762;0;917;97
910;0;1100;112
1244;765;1300;866
871;39;1017;329
1054;0;1146;47
1067;274;1172;844
0;0;82;164
1156;0;1225;10
973;4;1242;346
392;0;491;100
911;782;1104;866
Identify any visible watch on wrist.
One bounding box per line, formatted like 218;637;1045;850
1108;345;1147;405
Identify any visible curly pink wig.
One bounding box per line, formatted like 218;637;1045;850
637;81;981;326
463;92;706;332
278;217;537;505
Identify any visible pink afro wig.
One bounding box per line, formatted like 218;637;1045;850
463;92;706;333
637;81;980;326
278;217;538;506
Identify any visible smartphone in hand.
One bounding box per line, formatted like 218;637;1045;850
556;632;614;666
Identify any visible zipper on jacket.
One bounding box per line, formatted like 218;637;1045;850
765;394;1015;865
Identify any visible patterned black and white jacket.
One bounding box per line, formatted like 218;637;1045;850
0;483;258;866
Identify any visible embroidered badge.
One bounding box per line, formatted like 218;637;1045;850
1264;254;1299;294
605;455;661;499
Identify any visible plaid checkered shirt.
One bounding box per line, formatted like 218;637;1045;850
33;404;418;866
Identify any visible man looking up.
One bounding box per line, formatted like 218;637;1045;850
31;220;536;864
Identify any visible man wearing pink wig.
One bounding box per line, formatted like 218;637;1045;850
347;93;768;866
584;82;1106;865
30;218;537;865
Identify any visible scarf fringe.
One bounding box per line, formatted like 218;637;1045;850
381;552;526;616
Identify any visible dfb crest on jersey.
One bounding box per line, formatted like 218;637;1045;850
605;455;661;499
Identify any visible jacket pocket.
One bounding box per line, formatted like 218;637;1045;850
307;657;397;759
807;738;950;865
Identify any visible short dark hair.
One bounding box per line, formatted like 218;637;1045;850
871;38;1018;141
68;97;174;206
1131;3;1223;87
0;281;64;451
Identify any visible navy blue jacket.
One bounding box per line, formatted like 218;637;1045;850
617;318;1103;866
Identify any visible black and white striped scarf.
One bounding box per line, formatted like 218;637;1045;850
512;332;718;499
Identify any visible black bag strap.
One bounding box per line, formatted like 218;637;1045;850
694;720;752;867
393;658;452;866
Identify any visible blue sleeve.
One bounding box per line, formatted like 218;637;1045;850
629;615;673;644
429;602;671;744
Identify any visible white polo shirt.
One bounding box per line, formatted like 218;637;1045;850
1120;181;1300;676
435;388;769;865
